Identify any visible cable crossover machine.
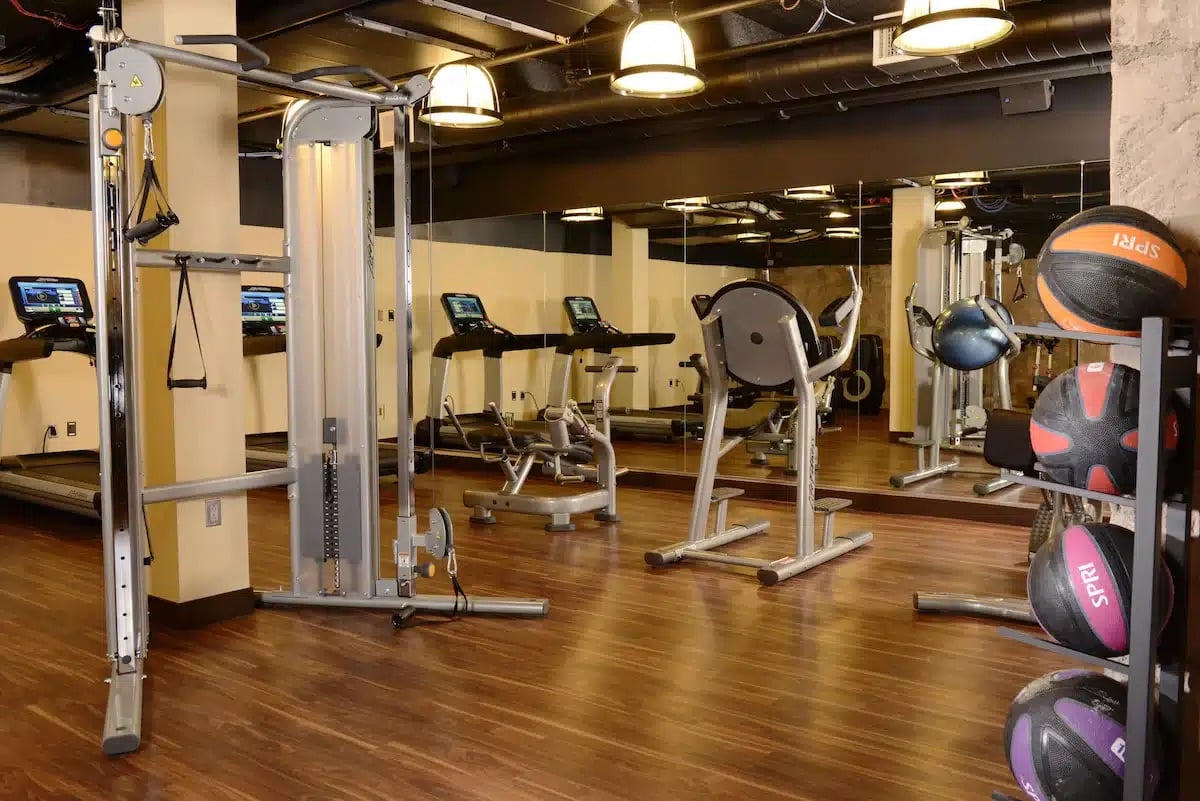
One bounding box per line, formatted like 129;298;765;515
85;4;547;758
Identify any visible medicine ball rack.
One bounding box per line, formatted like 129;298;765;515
980;313;1193;801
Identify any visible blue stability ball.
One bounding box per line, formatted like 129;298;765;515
931;297;1014;370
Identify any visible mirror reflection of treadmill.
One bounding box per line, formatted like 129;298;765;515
0;277;101;517
417;292;567;451
560;296;694;441
240;286;400;476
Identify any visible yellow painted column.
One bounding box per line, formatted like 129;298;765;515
887;186;934;435
123;0;250;608
605;219;651;409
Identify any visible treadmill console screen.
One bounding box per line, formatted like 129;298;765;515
563;296;604;333
9;276;92;326
441;293;494;335
242;286;287;334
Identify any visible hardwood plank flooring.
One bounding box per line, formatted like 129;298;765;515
604;413;1043;508
0;469;1063;801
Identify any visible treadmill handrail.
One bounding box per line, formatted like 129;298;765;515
432;330;567;359
0;337;54;367
556;331;675;355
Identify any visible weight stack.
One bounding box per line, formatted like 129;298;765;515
838;334;885;415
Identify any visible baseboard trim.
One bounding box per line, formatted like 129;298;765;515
430;448;1035;527
149;587;255;630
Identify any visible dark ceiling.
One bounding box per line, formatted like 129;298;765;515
608;161;1111;267
1;0;1107;146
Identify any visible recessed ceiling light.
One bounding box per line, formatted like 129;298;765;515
663;196;710;212
826;226;861;239
785;185;837;201
932;171;989;188
562;207;605;222
735;231;769;241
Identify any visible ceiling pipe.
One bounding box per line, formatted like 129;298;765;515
411;54;1110;171
479;0;775;69
440;1;1109;142
0;0;391;117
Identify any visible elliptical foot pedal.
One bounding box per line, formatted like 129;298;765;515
813;497;852;514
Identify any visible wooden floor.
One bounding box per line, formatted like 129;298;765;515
0;469;1063;801
610;413;1043;508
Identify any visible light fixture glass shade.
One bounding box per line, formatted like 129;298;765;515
735;231;769;241
785;185;837;201
663;196;709;212
935;198;967;212
418;63;503;128
611;15;705;99
827;208;852;219
562;207;605;222
826;226;861;239
932;170;989;188
893;0;1015;57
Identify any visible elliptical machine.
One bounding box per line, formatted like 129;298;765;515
645;268;872;586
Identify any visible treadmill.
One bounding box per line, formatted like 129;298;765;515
559;296;700;441
417;292;565;451
241;285;400;475
0;276;101;517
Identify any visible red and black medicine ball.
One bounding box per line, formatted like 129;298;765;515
1037;206;1187;336
1030;363;1178;495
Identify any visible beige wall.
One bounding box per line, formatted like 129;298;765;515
0;204;755;456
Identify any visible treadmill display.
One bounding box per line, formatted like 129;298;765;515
242;287;287;324
442;293;491;334
10;277;91;321
564;296;602;332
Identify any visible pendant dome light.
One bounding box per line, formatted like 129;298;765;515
610;9;705;99
785;185;837;201
562;207;605;222
735;231;769;242
935;198;967;213
893;0;1015;57
418;63;503;128
932;170;989;188
663;196;709;212
826;205;852;220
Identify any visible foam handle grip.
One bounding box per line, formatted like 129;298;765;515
0;338;53;365
124;217;169;243
168;378;208;390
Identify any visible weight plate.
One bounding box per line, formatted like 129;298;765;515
841;370;871;403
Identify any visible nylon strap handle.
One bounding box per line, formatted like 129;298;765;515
166;255;208;390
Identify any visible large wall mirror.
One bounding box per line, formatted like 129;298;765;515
410;157;1111;523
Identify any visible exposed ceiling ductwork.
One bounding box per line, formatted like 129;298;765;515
442;1;1110;144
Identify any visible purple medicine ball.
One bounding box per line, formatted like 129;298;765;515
1004;670;1160;801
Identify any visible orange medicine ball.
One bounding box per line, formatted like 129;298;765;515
1036;205;1186;337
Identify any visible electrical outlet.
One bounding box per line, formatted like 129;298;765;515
520;391;526;400
511;390;517;400
378;406;385;417
205;499;221;527
388;309;395;321
47;425;58;438
67;421;77;437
